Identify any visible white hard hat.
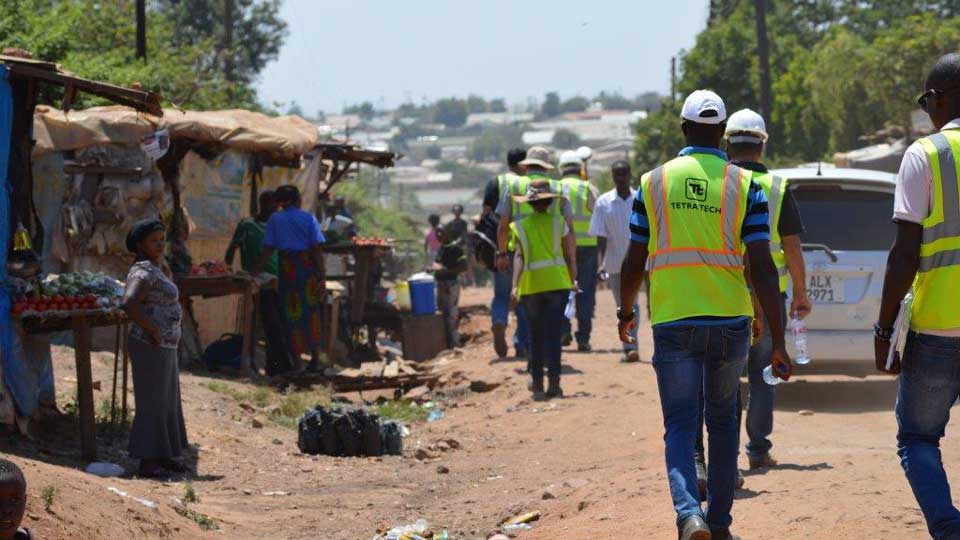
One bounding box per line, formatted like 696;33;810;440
575;146;593;160
725;108;768;143
681;90;727;125
558;150;582;167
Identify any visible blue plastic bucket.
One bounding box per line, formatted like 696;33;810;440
408;274;437;315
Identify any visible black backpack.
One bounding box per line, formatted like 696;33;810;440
472;212;500;271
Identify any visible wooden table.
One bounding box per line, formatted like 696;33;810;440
18;309;129;460
174;273;267;372
323;243;393;325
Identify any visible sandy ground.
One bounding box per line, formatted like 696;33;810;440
0;286;946;539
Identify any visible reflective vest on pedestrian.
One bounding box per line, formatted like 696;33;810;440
753;172;789;293
510;212;573;296
559;176;597;247
641;154;754;325
912;130;960;330
508;174;563;221
497;172;519;202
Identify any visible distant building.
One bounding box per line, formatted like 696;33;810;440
465;111;535;127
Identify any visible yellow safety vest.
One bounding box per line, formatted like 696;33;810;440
641;154;754;325
912;130;960;330
753;172;789;293
559;176;597;247
510;212;573;296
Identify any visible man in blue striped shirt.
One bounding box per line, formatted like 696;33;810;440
617;90;789;540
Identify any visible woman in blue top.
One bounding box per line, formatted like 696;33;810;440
255;185;326;370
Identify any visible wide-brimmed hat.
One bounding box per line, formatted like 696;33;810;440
519;146;555;170
512;179;563;203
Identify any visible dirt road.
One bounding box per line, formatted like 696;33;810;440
2;287;943;539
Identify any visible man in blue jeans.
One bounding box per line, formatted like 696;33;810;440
483;148;529;358
875;53;960;540
617;90;790;540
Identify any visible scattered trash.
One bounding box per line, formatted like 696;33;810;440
799;409;815;416
427;409;445;422
107;486;157;510
298;406;404;457
377;518;430;540
500;510;541;528
85;462;124;478
262;491;290;497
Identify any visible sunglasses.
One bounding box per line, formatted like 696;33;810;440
918;87;960;111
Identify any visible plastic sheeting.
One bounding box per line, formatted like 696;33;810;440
33;106;320;160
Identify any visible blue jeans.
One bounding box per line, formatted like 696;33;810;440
521;290;568;384
744;304;786;458
561;246;598;345
652;319;750;529
896;332;960;540
492;263;529;353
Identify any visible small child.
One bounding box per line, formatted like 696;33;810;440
0;459;31;540
434;226;468;349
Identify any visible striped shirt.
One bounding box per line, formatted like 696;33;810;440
629;147;771;328
629;147;771;245
588;188;637;274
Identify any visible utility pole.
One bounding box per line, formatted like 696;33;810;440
135;0;147;60
223;0;235;81
670;56;677;102
754;0;772;155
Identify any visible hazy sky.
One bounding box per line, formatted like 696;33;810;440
257;0;708;115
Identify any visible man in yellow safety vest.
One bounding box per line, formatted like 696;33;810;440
509;180;577;400
616;90;790;540
495;146;577;358
875;53;960;540
558;151;599;351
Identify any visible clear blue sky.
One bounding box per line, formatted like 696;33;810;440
257;0;708;116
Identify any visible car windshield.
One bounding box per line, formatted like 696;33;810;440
791;184;895;251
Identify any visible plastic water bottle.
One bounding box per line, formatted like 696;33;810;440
762;364;787;385
564;291;576;320
791;315;811;366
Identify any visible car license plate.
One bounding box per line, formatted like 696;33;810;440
807;274;844;304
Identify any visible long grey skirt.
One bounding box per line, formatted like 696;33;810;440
127;336;189;460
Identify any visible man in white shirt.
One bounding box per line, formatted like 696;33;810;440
875;52;960;540
589;160;640;363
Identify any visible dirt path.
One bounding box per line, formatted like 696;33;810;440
1;287;944;539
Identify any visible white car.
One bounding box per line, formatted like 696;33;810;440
771;166;897;362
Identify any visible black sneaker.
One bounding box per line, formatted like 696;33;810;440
710;528;741;540
546;382;563;399
562;333;573;346
530;378;545;400
678;515;711;540
577;342;592;352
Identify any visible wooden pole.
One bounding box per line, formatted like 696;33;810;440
73;317;97;460
136;0;147;60
110;324;121;429
121;324;130;426
754;0;772;155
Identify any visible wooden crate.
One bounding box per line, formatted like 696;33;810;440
400;313;446;362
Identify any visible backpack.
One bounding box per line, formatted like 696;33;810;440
472;212;500;272
202;334;244;371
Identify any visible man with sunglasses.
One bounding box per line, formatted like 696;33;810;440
876;52;960;540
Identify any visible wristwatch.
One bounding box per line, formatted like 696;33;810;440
617;306;636;322
873;323;894;342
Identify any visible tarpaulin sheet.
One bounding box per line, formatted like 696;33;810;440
180;149;320;238
0;64;53;419
33;106;319;159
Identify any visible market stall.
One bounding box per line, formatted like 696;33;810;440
9;270;130;460
0;53;161;444
174;267;275;372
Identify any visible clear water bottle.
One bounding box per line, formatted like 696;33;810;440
791;315;811;366
564;291;576;320
763;364;787;385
